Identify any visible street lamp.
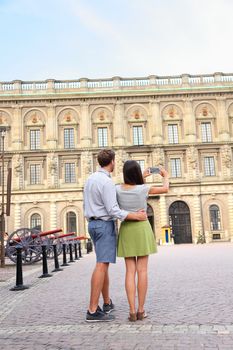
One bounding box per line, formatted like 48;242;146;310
0;126;6;267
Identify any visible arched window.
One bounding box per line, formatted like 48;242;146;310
30;213;41;230
66;211;77;233
210;205;221;230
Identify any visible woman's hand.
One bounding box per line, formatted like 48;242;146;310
159;167;169;177
143;168;151;178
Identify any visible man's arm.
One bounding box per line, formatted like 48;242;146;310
125;210;147;221
102;182;147;221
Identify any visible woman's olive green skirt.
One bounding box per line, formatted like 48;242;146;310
117;220;157;257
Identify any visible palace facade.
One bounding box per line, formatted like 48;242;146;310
1;72;233;243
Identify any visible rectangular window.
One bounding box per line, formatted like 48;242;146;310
201;122;212;142
30;129;40;150
170;158;182;178
65;163;76;183
137;160;145;172
30;164;41;184
64;128;75;149
168;124;179;144
133;126;143;145
204;156;215;176
98;127;108;147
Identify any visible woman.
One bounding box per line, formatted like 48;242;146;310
116;160;169;321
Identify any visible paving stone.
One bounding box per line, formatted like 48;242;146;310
1;244;233;349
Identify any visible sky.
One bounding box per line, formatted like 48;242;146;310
0;0;232;81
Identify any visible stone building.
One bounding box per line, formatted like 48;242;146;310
1;72;233;244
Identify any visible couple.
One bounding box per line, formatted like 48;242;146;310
84;149;169;322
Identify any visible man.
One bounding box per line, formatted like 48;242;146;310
84;149;147;322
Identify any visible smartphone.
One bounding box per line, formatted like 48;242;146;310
149;167;160;174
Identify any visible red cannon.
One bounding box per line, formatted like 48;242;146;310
6;228;64;264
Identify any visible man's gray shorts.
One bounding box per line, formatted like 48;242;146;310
88;220;116;263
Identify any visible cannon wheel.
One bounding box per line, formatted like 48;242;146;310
43;235;64;259
6;228;42;264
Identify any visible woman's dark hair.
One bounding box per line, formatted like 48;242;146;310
97;149;115;167
123;160;144;185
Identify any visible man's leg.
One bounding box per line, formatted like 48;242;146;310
102;268;110;304
89;262;109;312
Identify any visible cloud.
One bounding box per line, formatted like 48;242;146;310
0;0;232;80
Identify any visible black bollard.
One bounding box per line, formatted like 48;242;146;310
39;244;52;278
78;241;82;258
10;246;29;291
87;239;92;254
61;243;69;267
74;242;79;260
69;242;75;263
52;244;63;272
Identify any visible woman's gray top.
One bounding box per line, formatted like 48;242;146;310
116;184;150;212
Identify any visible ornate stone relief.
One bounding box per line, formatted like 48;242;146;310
0;111;9;125
187;146;198;170
195;103;216;118
82;151;92;177
48;153;58;188
186;146;199;181
162;104;182;120
24;110;45;126
152;148;164;166
91;108;112;124
221;145;232;180
127;106;148;122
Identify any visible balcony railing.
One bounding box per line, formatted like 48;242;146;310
0;72;233;95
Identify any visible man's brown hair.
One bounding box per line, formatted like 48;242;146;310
97;149;115;167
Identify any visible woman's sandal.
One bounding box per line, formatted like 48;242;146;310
137;311;148;320
128;313;137;322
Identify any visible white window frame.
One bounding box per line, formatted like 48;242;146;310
64;128;75;149
30;164;41;184
133;126;144;145
201;122;212;142
204;156;215;176
170;158;182;178
64;162;76;183
30;129;40;150
98;127;108;147
168;124;179;144
30;213;42;230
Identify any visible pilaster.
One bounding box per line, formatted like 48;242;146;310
216;97;230;141
50;202;57;230
14;203;21;231
80;103;92;147
228;194;233;242
114;102;125;146
184;99;196;142
150;101;163;144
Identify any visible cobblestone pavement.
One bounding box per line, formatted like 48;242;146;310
1;243;233;349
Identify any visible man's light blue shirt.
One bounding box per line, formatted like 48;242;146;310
83;168;128;221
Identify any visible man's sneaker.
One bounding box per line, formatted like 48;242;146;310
86;306;115;322
103;299;115;314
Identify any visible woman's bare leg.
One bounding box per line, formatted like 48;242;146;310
136;256;149;313
125;257;137;314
